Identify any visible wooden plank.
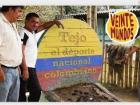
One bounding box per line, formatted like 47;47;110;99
100;64;103;83
124;62;129;88
129;54;132;88
137;51;140;92
133;51;139;89
104;51;107;84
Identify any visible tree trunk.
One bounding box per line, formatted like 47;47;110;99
87;6;91;26
91;6;97;32
59;6;64;18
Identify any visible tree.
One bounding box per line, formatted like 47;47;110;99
18;6;60;28
64;6;87;14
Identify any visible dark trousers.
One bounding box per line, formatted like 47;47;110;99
18;67;41;102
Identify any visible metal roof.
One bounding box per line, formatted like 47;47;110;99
98;9;140;14
56;9;140;19
57;9;140;16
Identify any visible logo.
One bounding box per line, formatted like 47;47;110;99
106;10;139;43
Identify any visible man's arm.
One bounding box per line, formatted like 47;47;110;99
125;46;139;58
20;33;29;80
125;35;140;58
21;45;29;80
0;26;5;81
37;20;64;33
0;65;5;81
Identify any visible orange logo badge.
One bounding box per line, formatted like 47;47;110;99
106;10;139;43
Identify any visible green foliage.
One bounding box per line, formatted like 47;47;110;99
64;6;87;14
17;6;87;29
18;6;60;28
23;6;60;21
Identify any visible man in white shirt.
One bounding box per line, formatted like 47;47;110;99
0;6;28;102
19;12;63;102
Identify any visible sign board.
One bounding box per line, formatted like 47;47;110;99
36;19;103;91
106;10;139;43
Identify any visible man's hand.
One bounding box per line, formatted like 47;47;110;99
124;53;129;64
37;20;64;32
22;67;29;80
53;20;64;29
0;67;5;82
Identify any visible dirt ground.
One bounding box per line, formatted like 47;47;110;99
105;84;139;102
39;84;139;102
53;83;119;102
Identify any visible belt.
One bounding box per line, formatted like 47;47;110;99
1;65;18;69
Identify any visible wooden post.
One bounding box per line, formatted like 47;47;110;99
134;51;139;89
91;6;97;32
104;45;107;83
114;71;117;85
87;6;91;26
129;54;133;88
125;57;129;88
138;51;140;100
59;6;64;18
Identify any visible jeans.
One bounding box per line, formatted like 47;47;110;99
0;67;20;102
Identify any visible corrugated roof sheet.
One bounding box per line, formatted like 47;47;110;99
56;9;140;19
57;9;140;16
98;9;140;14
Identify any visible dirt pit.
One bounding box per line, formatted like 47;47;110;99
47;83;120;102
105;84;139;102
